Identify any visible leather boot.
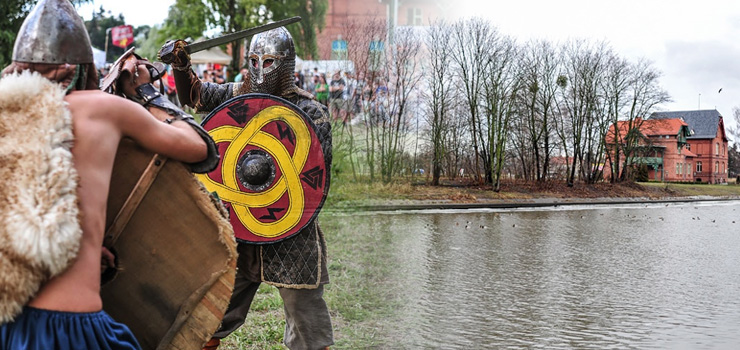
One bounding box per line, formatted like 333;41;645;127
202;338;220;350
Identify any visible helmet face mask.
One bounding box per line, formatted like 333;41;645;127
248;53;284;85
247;27;296;95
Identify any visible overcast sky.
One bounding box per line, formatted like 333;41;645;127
458;0;740;133
78;0;740;131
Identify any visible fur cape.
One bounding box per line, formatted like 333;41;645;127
0;71;82;323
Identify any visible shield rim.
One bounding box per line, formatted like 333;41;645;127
200;93;329;245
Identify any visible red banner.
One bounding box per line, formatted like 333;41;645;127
111;25;134;49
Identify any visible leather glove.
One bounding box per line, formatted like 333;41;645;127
158;40;191;70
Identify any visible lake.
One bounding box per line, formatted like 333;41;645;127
324;200;740;349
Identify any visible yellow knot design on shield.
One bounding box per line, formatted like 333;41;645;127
196;105;310;238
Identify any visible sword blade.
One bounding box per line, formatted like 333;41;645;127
186;17;302;54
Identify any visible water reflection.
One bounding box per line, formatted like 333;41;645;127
326;201;740;349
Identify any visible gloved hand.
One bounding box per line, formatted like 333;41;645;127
101;47;165;95
158;40;191;70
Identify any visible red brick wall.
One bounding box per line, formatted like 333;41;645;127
655;136;695;182
686;127;729;184
317;0;386;60
315;0;453;60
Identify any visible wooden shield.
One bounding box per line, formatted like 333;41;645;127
102;139;237;350
196;94;328;244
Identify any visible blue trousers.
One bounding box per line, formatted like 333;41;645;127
0;307;141;350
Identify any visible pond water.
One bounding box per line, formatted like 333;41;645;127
325;201;740;349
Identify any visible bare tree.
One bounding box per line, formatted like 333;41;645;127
601;52;633;182
516;39;561;182
377;26;423;183
341;18;388;181
424;21;454;185
729;106;740;146
557;40;610;185
481;33;520;191
450;18;494;184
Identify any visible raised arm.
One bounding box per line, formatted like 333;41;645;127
114;63;220;172
159;40;243;113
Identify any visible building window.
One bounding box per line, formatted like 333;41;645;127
686;143;691;150
331;39;347;60
716;143;719;155
715;161;719;174
696;161;702;173
369;40;384;71
407;8;423;26
676;162;680;175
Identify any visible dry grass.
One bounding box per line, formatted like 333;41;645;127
326;176;740;208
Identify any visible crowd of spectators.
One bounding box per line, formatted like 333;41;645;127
185;63;392;125
296;68;390;125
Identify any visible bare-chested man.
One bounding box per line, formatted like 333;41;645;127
0;0;217;348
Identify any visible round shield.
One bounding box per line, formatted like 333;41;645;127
196;93;328;244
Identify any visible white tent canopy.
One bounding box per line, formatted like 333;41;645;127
190;46;232;65
298;60;354;75
92;46;106;69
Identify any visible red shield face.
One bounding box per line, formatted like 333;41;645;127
196;94;328;244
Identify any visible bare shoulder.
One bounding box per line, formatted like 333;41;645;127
65;90;155;130
65;90;137;112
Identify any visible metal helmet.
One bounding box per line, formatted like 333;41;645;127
12;0;93;64
247;26;296;95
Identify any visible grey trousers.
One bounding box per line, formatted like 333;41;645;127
212;272;334;350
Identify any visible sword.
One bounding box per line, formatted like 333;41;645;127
159;16;301;62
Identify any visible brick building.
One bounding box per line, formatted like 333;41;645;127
605;118;696;182
651;110;729;184
316;0;458;60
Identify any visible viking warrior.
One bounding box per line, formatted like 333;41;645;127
0;0;216;348
160;27;334;350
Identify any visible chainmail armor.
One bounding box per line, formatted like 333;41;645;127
196;82;243;113
249;59;298;96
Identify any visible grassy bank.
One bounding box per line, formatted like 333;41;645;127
218;177;740;349
218;214;400;349
638;181;740;197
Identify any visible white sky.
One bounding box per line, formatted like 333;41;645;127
78;0;740;131
77;1;172;28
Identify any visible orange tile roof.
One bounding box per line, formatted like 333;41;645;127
640;118;688;136
607;118;688;142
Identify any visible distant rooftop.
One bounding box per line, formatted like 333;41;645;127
650;110;723;139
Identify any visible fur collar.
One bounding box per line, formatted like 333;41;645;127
0;71;82;323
